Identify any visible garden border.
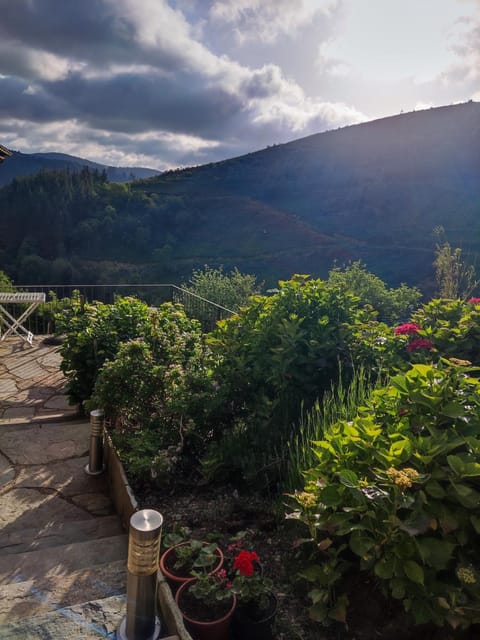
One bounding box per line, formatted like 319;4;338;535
104;430;193;640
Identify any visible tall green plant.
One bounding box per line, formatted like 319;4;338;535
204;275;381;485
285;366;374;491
288;360;480;629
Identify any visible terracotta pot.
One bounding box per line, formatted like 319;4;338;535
159;541;224;594
176;579;236;640
233;591;278;640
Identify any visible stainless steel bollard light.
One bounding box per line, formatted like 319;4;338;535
118;509;163;640
84;409;105;475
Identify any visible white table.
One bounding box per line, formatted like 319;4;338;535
0;292;46;345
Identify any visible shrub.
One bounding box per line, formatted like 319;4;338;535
56;296;151;405
288;359;480;629
184;265;261;312
204;275;381;485
88;303;215;483
328;261;421;323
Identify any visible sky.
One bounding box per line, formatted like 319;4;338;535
0;0;478;170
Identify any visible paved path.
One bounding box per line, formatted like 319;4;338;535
0;336;128;638
0;336;78;424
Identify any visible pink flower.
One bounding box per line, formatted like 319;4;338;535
468;298;480;304
394;323;421;336
407;338;434;352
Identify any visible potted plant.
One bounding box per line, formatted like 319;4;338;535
175;569;236;640
230;549;277;640
160;533;224;594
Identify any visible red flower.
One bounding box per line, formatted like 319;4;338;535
406;338;434;352
233;550;260;577
468;298;480;304
394;323;421;336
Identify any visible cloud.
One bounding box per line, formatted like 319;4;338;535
0;0;365;167
209;0;339;44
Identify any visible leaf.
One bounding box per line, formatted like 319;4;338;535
470;515;480;534
309;602;328;622
374;558;394;579
425;480;445;498
403;560;424;585
338;469;360;488
441;402;467;419
330;594;348;623
319;485;343;506
299;565;324;582
318;538;333;551
415;538;455;570
349;531;375;558
447;455;465;476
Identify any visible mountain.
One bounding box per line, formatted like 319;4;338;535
132;101;480;290
0;102;479;290
0;150;160;186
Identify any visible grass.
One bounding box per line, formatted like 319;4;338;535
285;365;374;491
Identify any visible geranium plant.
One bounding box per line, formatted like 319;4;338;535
188;568;233;610
230;549;273;614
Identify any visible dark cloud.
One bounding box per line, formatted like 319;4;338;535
0;0;366;167
0;77;72;122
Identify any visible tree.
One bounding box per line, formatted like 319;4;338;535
0;270;14;291
184;265;261;311
327;261;421;323
433;227;477;299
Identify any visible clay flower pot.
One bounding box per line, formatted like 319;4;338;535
175;578;236;640
159;541;224;594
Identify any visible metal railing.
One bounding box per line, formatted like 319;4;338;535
3;284;235;335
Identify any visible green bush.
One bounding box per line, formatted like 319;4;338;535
88;303;214;483
411;297;480;364
56;296;151;405
204;275;382;485
184;265;261;312
288;359;480;629
328;261;421;324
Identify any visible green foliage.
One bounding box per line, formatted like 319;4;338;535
56;295;151;404
288;359;480;629
0;270;14;291
88;303;214;483
328;261;421;323
433;227;477;299
285;367;374;491
184;265;261;312
411;298;480;364
204;275;381;485
172;541;220;573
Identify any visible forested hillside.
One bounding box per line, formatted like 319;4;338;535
1;102;479;287
0;150;159;187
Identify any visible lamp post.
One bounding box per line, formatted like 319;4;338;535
84;409;105;475
118;509;163;640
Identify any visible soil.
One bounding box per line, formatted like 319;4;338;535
136;479;480;640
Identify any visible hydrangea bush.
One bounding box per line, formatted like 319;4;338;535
288;359;480;629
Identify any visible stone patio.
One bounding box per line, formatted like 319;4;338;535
0;336;128;638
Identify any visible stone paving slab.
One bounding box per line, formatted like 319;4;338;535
0;451;14;488
0;574;126;626
0;337;78;422
0;515;124;555
0;420;89;464
0;487;95;533
0;535;128;585
13;456;109;497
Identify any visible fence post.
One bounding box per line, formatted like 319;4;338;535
84;409;105;476
118;509;163;640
